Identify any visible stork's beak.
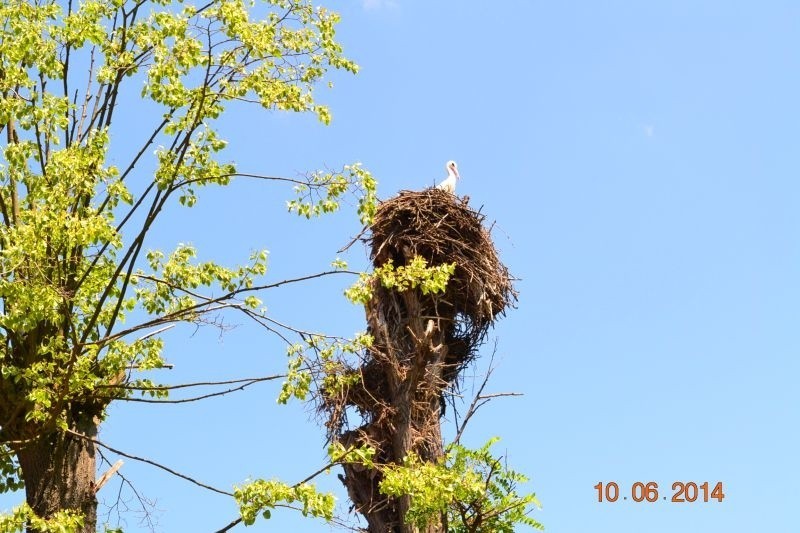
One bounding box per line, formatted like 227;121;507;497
454;167;460;179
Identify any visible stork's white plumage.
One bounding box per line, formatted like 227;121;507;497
436;160;460;193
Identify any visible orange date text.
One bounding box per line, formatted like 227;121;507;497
594;481;725;503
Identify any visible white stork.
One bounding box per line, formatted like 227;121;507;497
436;160;460;193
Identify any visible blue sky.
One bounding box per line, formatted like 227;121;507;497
3;1;799;532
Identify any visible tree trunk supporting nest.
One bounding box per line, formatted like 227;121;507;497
330;189;516;532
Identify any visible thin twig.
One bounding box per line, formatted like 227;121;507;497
100;375;283;404
66;429;233;496
98;375;284;391
453;352;523;444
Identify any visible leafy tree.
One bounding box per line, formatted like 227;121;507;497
0;0;373;531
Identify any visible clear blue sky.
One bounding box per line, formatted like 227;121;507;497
3;1;799;532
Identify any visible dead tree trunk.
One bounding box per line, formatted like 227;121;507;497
329;189;516;532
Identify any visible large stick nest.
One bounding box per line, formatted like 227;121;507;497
368;188;516;351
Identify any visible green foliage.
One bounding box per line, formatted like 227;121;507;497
287;163;378;225
0;504;83;533
380;438;544;532
230;441;377;528
327;441;376;470
234;479;335;525
134;246;268;316
0;0;373;423
345;256;457;304
277;342;312;404
0;449;23;495
277;332;373;404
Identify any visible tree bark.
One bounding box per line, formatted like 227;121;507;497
14;418;97;533
336;289;449;533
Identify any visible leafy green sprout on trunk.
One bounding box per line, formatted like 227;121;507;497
344;255;457;305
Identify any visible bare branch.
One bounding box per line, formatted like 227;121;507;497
99;375;284;392
172;172;321;190
98;375;284;404
453;351;523;445
90;269;358;347
66;429;233;497
214;517;242;533
97;448;160;532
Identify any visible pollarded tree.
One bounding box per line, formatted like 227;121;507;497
0;0;376;531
